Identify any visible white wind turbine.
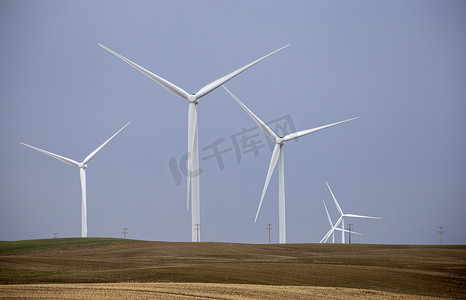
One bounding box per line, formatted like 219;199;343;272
98;43;289;242
21;122;131;238
320;199;361;243
223;85;359;244
321;181;381;243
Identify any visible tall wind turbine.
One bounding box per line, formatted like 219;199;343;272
98;43;289;242
21;122;131;238
320;199;361;243
223;85;358;244
324;181;381;243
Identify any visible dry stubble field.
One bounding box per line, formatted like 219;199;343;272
0;282;450;299
0;239;464;299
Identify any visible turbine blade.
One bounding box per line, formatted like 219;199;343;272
195;44;290;99
282;117;359;142
254;144;280;223
186;103;198;210
333;216;343;230
320;227;334;243
98;43;189;99
326;181;343;216
324;228;336;243
20;142;80;167
323;200;333;227
344;213;381;219
321;215;341;243
223;85;278;141
82;121;131;165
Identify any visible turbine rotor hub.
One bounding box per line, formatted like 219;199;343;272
188;94;198;104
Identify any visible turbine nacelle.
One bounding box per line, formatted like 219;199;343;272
187;94;198;104
282;132;298;142
275;137;284;145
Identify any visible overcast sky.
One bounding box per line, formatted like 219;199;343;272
1;1;464;244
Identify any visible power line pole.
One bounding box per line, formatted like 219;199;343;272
53;233;59;239
437;226;444;246
122;228;128;239
347;224;353;244
195;224;200;242
266;224;272;244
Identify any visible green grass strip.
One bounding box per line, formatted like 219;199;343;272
0;238;141;255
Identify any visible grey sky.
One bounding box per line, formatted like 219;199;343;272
1;1;464;244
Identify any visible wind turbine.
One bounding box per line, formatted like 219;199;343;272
21;122;131;238
223;85;359;244
320;199;361;243
323;181;381;243
98;43;289;242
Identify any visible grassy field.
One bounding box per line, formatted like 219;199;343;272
0;238;464;298
0;238;137;255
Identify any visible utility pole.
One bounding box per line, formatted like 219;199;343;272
438;226;444;246
53;233;59;239
347;224;353;244
122;228;128;239
195;224;200;242
266;224;272;244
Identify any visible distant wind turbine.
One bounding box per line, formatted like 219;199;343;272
321;181;381;243
223;85;358;244
98;43;289;242
320;199;361;243
21;122;131;238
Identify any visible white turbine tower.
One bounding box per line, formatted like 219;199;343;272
223;85;359;244
323;181;381;243
21;122;131;238
320;199;361;243
98;43;289;242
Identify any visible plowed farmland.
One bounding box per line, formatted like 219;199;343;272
0;239;464;299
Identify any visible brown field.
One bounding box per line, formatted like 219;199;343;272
0;239;464;299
